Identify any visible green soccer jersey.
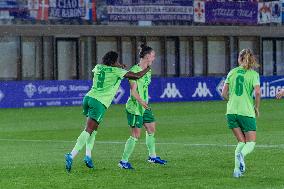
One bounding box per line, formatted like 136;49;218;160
225;66;260;118
126;64;151;116
85;64;128;108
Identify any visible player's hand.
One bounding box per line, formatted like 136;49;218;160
276;89;284;99
254;107;260;117
120;63;127;69
140;101;150;110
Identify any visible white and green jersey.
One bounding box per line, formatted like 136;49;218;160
225;66;260;118
86;64;128;108
126;64;151;116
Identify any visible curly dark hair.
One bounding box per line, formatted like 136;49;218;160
102;51;118;66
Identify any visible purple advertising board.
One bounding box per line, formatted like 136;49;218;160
0;76;283;108
205;2;258;25
106;0;193;21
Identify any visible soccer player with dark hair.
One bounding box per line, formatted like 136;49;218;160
118;44;167;169
65;51;151;172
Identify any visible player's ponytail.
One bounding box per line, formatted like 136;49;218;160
139;43;153;58
239;48;259;70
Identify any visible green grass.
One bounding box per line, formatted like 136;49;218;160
0;100;284;189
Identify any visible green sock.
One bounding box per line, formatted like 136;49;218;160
121;136;137;162
86;131;97;157
74;131;90;152
234;142;245;170
241;141;256;157
146;133;156;157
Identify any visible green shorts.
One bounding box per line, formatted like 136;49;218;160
126;109;156;128
226;114;256;132
82;96;106;124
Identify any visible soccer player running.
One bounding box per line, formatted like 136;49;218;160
65;51;151;172
118;44;167;169
221;48;261;178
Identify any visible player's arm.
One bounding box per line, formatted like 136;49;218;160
124;67;151;80
129;81;149;109
276;89;284;99
221;83;229;101
254;85;261;117
113;62;127;69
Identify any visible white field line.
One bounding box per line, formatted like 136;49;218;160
0;138;283;149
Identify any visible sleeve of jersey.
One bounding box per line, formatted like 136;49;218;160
253;73;260;86
224;71;232;84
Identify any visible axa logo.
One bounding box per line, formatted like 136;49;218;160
160;83;183;98
192;82;213;97
113;86;125;104
24;83;37;98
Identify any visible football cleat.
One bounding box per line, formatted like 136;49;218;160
65;153;73;173
84;156;95;169
237;153;245;173
233;169;243;178
147;156;167;165
118;161;134;169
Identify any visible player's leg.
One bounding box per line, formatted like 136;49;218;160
227;114;245;177
240;116;257;157
235;116;257;174
119;112;142;169
84;98;106;168
236;115;257;175
65;117;98;172
65;97;103;172
242;131;256;156
143;109;166;164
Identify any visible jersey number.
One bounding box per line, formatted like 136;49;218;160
235;75;244;96
97;71;105;88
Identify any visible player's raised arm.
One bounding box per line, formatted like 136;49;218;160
124;66;151;80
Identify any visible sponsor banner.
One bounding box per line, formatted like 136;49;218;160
106;0;193;21
193;0;205;23
257;1;282;24
49;0;86;19
0;76;283;108
258;2;271;24
0;0;96;21
0;0;29;19
282;0;284;23
271;1;281;23
205;1;258;25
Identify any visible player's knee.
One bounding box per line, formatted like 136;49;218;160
132;133;140;139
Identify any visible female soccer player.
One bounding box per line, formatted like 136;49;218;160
118;44;167;169
65;51;151;172
221;48;261;178
276;89;284;99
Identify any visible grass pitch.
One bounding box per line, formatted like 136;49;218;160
0;100;283;189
